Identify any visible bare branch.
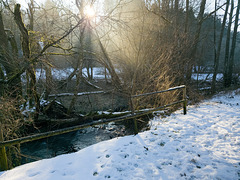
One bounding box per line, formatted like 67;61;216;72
4;17;86;84
202;2;227;22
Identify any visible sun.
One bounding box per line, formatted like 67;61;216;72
84;5;95;18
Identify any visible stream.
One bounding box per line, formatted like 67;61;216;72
20;123;132;165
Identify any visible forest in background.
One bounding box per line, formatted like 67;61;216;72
0;0;240;168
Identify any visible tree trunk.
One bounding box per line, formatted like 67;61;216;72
68;23;86;114
211;0;230;93
223;0;234;87
213;0;217;90
27;0;34;31
0;11;9;96
97;36;122;91
162;0;170;11
174;0;179;35
171;0;174;9
44;62;53;100
186;0;206;83
174;0;178;11
14;4;40;120
184;0;189;33
226;0;240;87
0;11;22;98
0;66;4;96
68;55;84;114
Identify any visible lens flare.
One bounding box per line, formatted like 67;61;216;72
84;5;95;18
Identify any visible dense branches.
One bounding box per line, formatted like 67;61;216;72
0;0;239;121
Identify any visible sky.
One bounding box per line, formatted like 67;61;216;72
16;0;46;8
15;0;237;18
16;0;226;13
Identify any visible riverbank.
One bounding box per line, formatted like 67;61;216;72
1;89;239;179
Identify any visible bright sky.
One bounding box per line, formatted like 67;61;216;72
16;0;102;15
15;0;238;31
16;0;230;14
16;0;45;9
16;0;238;25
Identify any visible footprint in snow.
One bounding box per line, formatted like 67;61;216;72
114;148;121;151
93;171;98;176
134;164;138;168
116;167;124;172
119;153;129;159
105;175;111;178
149;138;155;142
28;171;41;177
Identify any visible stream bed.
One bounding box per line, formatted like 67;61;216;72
20;123;132;165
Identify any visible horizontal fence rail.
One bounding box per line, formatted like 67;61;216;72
131;85;186;98
0;85;187;171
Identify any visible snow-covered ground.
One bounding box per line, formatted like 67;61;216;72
22;67;229;83
33;67;109;81
35;69;224;82
192;73;223;82
0;89;240;180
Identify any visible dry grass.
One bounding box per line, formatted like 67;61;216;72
0;97;26;140
0;96;34;168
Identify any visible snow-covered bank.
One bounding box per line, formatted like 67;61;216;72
33;67;109;81
0;90;240;180
192;73;223;82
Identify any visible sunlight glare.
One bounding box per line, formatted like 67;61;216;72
84;5;95;18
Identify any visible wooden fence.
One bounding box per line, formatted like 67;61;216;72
0;85;187;171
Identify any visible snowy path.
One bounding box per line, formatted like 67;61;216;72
0;90;240;180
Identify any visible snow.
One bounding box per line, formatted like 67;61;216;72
33;67;109;81
192;73;223;82
1;89;240;180
39;41;44;50
49;91;105;97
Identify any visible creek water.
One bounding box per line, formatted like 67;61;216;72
20;123;131;165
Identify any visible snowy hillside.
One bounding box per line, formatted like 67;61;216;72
0;89;240;180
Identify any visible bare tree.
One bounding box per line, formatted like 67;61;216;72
223;0;234;87
0;9;22;98
67;0;86;114
186;0;206;83
14;3;40;120
184;0;189;33
0;0;86;119
211;0;230;93
224;0;240;87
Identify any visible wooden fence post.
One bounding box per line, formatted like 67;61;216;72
183;86;187;115
0;126;8;171
133;118;138;135
129;96;138;134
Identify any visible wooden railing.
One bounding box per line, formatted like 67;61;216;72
131;85;187;115
0;85;187;171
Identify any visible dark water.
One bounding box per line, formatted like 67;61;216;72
20;124;130;164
